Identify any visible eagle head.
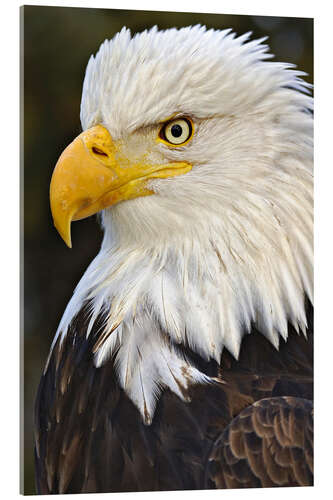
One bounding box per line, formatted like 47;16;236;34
50;26;313;424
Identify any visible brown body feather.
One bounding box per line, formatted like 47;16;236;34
34;301;313;493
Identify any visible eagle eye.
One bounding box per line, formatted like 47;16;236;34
158;118;194;146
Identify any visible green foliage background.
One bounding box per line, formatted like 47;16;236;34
22;5;313;494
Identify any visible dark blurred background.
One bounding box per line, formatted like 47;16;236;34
22;5;313;494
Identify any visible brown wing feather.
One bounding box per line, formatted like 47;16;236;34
35;301;313;493
206;396;313;488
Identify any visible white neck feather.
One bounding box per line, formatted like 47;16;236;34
54;147;312;423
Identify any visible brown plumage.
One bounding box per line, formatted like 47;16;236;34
206;397;313;488
34;301;313;493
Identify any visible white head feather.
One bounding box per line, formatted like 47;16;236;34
53;26;313;423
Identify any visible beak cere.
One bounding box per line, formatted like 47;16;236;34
50;124;192;247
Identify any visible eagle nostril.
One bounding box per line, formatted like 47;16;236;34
92;146;108;157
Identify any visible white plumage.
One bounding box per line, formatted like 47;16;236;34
52;25;313;423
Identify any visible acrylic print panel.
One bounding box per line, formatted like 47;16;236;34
22;5;313;495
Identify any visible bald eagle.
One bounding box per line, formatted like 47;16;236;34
34;26;313;494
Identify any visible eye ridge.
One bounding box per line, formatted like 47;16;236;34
159;117;193;146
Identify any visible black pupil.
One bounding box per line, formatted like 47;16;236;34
171;124;183;138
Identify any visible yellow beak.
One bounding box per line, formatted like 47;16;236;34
50;125;192;247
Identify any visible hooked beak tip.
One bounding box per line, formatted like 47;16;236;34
52;214;73;248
